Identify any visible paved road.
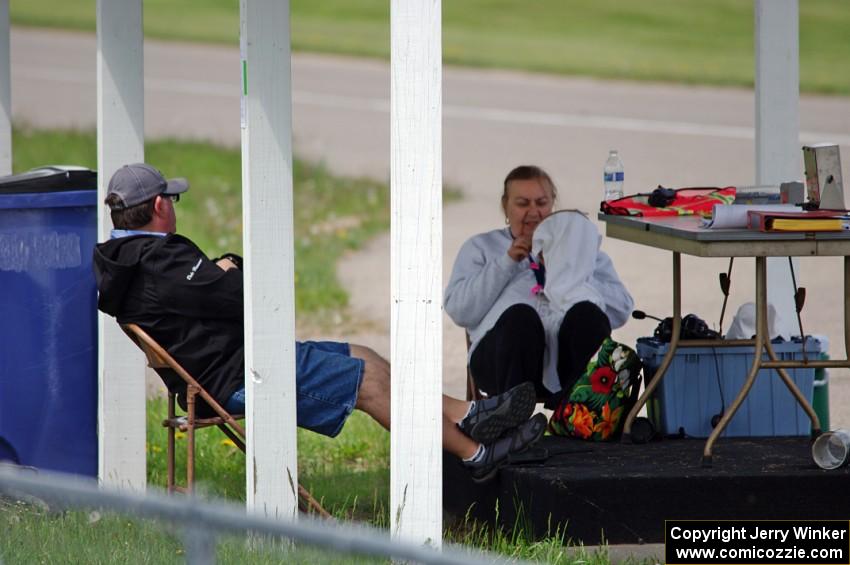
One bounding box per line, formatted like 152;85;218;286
12;27;850;427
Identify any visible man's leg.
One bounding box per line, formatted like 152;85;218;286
349;344;391;430
349;344;537;461
350;344;476;457
443;389;541;461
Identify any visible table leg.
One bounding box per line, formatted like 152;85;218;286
846;256;850;371
763;338;820;435
702;256;768;466
622;252;681;442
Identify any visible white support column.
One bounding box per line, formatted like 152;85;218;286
96;0;146;489
0;0;11;175
240;0;299;519
390;0;443;547
755;0;800;339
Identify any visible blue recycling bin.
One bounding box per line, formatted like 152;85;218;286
0;167;98;475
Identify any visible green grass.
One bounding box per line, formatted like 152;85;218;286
0;384;390;563
143;398;391;523
1;398;392;562
0;400;639;563
1;397;640;562
12;127;390;317
10;0;850;95
0;399;626;563
0;501;386;564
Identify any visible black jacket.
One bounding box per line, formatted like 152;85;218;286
93;234;244;416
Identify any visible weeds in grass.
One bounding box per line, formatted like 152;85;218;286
0;502;386;564
144;397;390;524
0;398;392;563
444;502;629;565
3;400;660;563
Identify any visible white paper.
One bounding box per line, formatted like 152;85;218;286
701;204;798;229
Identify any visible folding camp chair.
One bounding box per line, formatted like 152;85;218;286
120;323;329;518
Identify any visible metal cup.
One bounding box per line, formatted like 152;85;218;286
812;430;850;470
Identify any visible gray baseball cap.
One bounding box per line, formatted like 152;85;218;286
106;163;189;210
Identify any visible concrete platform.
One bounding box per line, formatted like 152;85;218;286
444;435;850;545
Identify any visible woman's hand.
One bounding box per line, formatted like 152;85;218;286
507;235;532;262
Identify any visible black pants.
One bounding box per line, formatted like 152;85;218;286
469;302;611;399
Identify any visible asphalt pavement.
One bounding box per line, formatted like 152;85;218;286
11;27;850;427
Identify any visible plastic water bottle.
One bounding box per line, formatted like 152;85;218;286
603;149;624;201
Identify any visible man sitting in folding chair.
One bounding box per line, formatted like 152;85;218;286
93;163;546;484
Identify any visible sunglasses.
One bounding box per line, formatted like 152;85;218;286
163;193;180;203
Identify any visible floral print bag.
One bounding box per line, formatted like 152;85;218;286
548;338;643;441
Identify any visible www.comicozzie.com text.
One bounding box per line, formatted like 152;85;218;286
669;525;847;544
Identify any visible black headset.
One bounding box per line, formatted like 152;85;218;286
660;314;719;341
632;311;725;434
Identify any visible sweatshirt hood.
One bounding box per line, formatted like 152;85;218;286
93;236;157;316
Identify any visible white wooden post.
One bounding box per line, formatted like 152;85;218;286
755;0;800;339
240;0;299;519
390;0;443;547
96;0;146;489
0;0;11;175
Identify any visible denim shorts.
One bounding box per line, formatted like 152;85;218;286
225;341;364;438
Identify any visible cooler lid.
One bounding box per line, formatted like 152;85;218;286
0;166;97;194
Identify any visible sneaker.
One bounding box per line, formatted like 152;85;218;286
458;381;537;444
465;413;548;483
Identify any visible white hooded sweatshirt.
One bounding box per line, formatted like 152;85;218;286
444;210;633;392
531;210;633;390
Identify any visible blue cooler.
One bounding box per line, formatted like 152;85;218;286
638;336;821;438
0;166;98;475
